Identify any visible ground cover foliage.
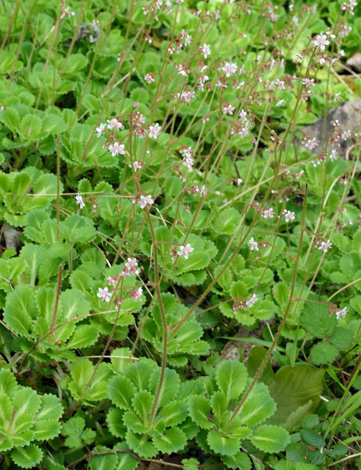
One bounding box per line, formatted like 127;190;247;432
0;0;361;468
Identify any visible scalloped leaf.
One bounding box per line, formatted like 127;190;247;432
239;389;277;427
11;444;43;469
207;429;240;457
125;430;157;458
108;375;137;410
62;417;96;448
188;395;213;430
152;427;187;454
216;360;248;402
250;425;290;453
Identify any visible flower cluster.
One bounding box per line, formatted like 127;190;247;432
232;294;258;314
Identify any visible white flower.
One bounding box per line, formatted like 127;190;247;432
177;243;194;259
97;287;111;302
106;276;118;287
131;287;143;302
222;62;238;77
223;104;235;115
312;33;330;51
318;239;332;253
96;123;106;138
236;178;243;185
109;142;126;156
248;237;259;251
202;44;211;59
275;99;285;107
246;294;258;308
182;157;194;170
262;208;275;219
199;185;208;196
335;307;347;320
149;123;161;139
129;161;142;172
305;137;318;150
284;210;295;222
329;150;338;162
145;73;155;83
75;193;85;209
138;195;154;209
107;118;124;130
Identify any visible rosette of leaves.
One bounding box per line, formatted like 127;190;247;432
106;354;199;458
3;283;96;362
141;292;209;367
0;369;63;468
188;360;290;469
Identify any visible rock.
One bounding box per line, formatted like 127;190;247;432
299;98;361;158
2;223;21;251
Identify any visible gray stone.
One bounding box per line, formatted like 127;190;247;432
299;98;361;158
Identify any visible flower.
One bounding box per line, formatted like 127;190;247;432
335;307;347;319
329;150;338;162
107;276;118;287
305;137;318;150
248;237;259;251
222;62;238;77
96;123;106;138
182;157;194;170
318;239;332;253
145;73;155;83
202;44;211;59
75;193;85;209
223;103;235;115
262;208;275;219
129;161;142;172
109;142;126;156
130;287;143;302
246;293;258;308
149;123;161;139
107;118;124;130
97;287;111;302
284;210;295;222
138;195;154;209
177;243;194;259
312;33;330;51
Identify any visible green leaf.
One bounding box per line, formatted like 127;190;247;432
182;458;200;470
148;367;180;408
19;114;42;139
42;114;67;134
239;388;277;426
188;395;213;429
60;215;96;244
90;451;118;470
32;420;61;440
207;429;240;456
37;394;63;421
62;417;96;448
11;444;43;469
66;325;99;349
216;361;248;402
210;391;228;426
152;427;187;454
161;400;188;427
221;452;252;470
301;300;336;338
126;430;157;458
0;369;18;396
3;285;37;337
250;425;290;453
131;390;153;423
108;375;136;409
33;174;62;199
300;428;325;447
310;342;339;365
329;327;354;350
106;408;126;438
0;107;20;133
